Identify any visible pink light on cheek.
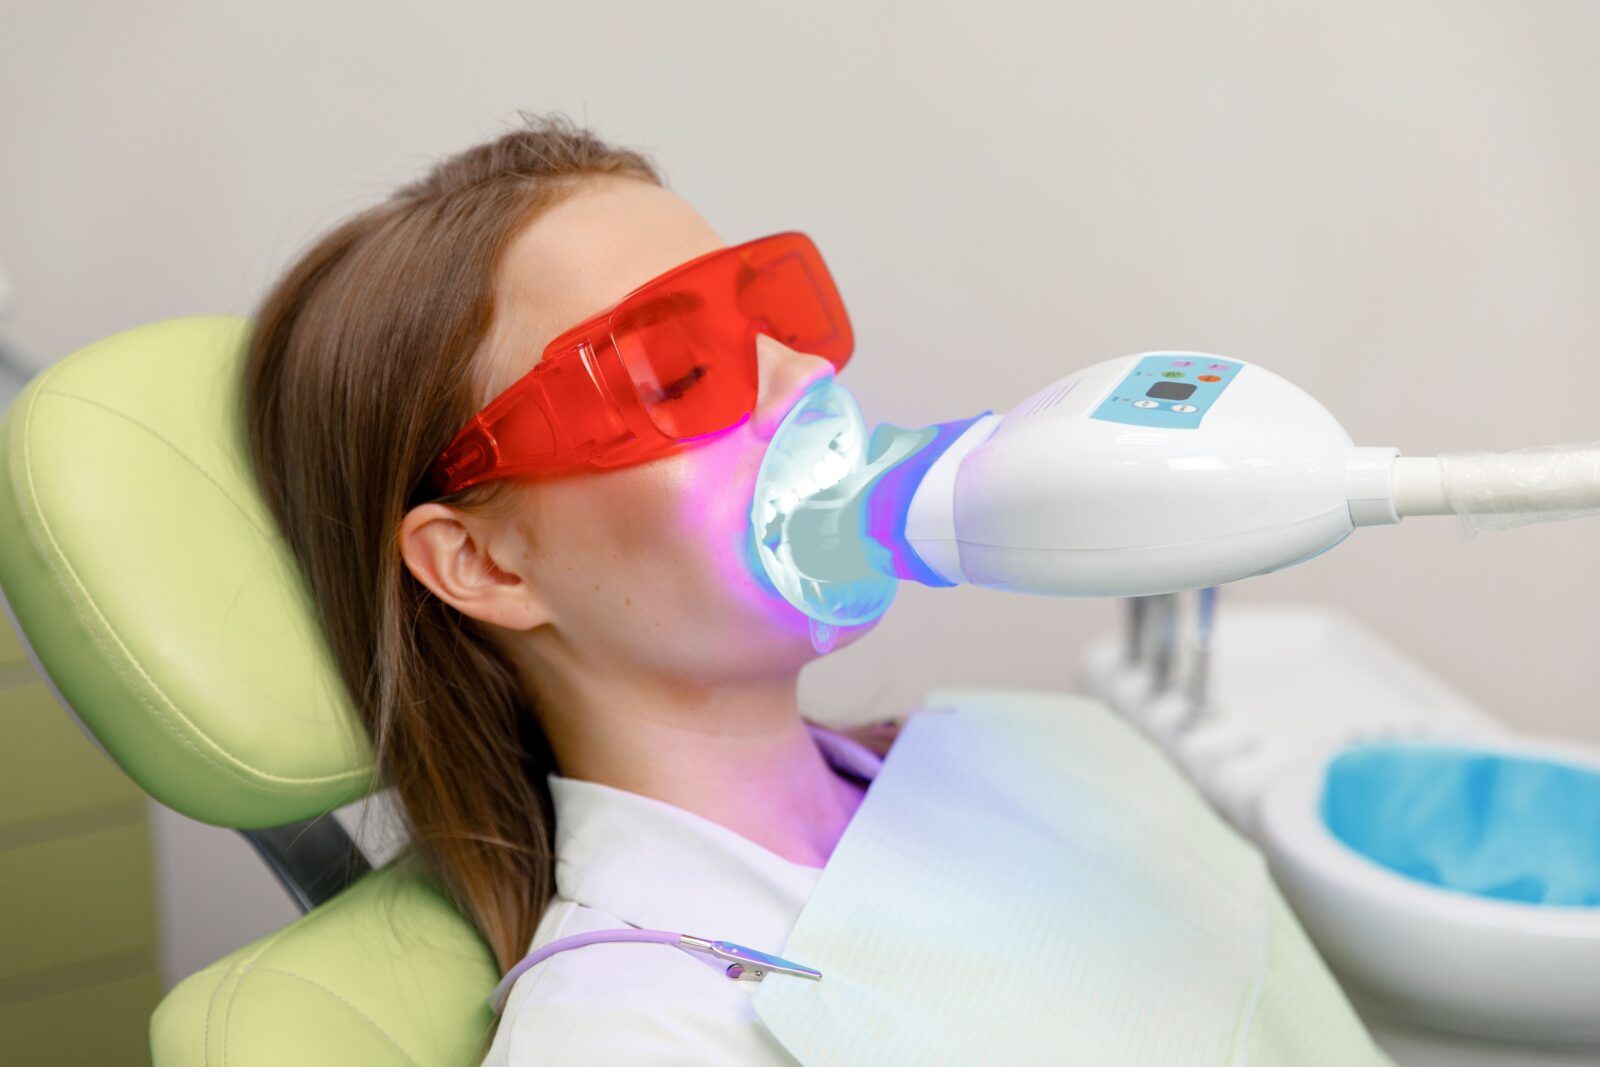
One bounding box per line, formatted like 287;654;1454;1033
667;433;814;643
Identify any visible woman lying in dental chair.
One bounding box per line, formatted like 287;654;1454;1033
239;111;1394;1066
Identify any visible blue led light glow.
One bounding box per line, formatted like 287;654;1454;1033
750;376;990;626
749;377;897;627
858;413;990;587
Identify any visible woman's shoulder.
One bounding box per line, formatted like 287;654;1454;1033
480;898;797;1066
810;716;903;758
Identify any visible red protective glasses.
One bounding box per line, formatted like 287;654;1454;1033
424;231;853;497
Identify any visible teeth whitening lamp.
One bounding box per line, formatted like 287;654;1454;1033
751;351;1600;650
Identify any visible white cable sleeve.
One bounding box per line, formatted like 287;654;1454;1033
1408;442;1600;539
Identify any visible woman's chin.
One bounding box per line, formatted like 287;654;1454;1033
725;563;887;660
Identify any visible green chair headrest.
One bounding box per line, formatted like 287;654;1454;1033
0;316;372;827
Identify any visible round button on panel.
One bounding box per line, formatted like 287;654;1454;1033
1197;374;1221;382
1208;363;1230;371
1160;370;1186;379
1171;404;1198;413
1133;399;1160;408
1170;359;1193;367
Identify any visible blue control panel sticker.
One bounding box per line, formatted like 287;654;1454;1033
1089;354;1243;429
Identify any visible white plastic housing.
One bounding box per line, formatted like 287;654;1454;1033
905;352;1392;596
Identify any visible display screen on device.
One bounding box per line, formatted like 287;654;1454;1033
1147;381;1198;400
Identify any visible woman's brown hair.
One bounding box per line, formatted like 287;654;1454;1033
241;112;661;977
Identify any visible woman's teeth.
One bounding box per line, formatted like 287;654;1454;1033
763;450;855;520
816;451;853;484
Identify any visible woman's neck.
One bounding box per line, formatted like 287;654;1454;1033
532;665;865;868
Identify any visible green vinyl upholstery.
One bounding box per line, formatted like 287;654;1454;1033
149;857;498;1066
0;317;499;1064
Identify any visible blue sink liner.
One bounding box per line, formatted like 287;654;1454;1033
1321;742;1600;907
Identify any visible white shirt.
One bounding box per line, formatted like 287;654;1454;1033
480;721;886;1066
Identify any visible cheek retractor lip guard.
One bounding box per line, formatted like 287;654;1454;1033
749;375;991;650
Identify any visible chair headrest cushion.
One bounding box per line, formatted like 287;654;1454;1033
0;316;372;826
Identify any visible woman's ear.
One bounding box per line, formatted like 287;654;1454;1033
399;502;554;632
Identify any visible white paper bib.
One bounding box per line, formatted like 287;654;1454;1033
751;688;1393;1066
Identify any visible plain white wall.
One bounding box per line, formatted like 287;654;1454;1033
3;0;1597;989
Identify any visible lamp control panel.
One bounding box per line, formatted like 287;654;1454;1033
1089;354;1243;429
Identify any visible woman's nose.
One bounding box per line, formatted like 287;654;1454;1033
750;332;836;440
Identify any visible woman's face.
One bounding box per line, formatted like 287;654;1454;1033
401;175;879;693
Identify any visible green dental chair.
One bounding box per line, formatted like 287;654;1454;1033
0;316;500;1064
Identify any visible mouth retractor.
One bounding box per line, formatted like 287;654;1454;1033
750;376;990;629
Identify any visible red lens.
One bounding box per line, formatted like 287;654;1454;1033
737;234;853;366
427;234;853;493
611;280;755;439
610;233;852;440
